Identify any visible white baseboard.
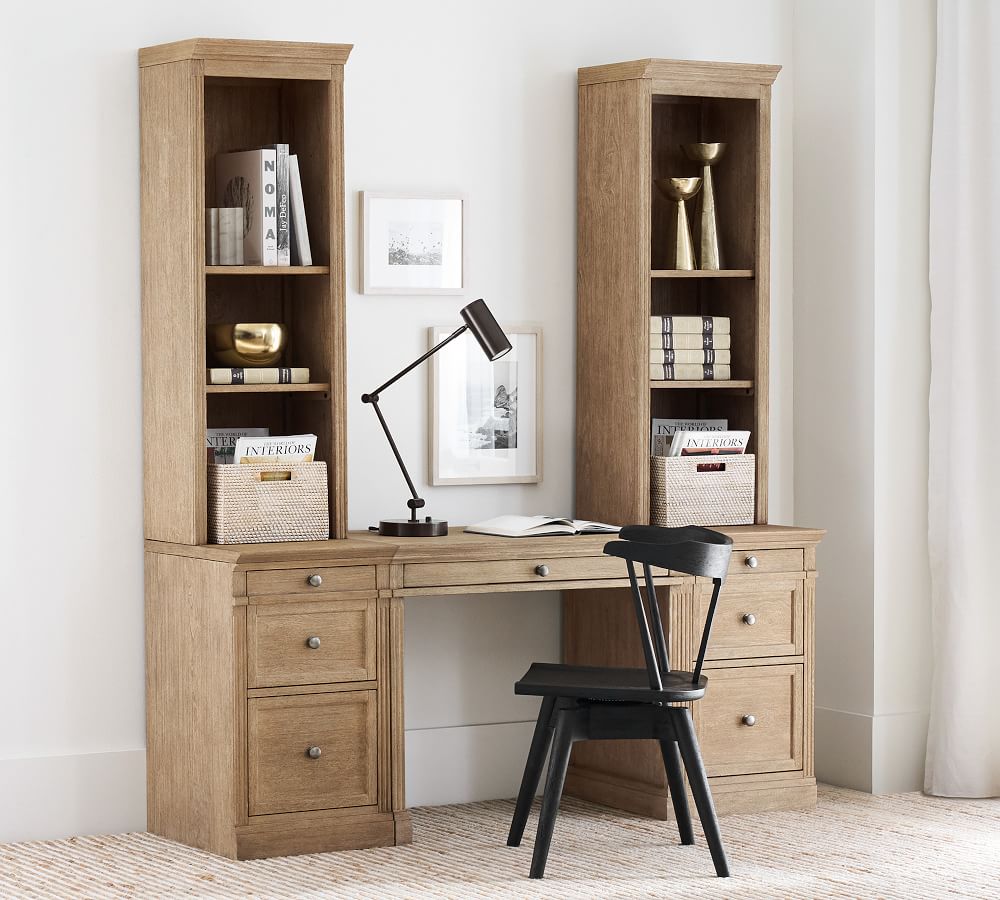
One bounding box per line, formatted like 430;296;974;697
0;749;146;844
405;721;536;808
815;706;873;791
872;710;929;794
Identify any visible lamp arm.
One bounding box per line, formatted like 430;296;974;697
361;324;468;522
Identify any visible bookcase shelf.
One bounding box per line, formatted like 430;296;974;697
205;382;332;394
205;265;331;276
649;379;754;391
650;269;753;279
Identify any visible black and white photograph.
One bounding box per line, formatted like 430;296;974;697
429;325;541;484
361;192;464;293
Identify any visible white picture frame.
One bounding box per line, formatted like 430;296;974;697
360;191;465;295
429;324;542;485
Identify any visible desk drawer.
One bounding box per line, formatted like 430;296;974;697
728;549;803;578
700;664;803;777
247;565;376;597
248;691;377;816
248;600;377;688
704;578;803;660
403;555;624;589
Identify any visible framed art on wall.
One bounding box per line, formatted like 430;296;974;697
361;192;465;294
429;324;542;484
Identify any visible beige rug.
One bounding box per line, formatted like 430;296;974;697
1;786;998;899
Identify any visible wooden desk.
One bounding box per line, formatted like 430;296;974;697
145;524;821;859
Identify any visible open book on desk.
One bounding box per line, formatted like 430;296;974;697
465;515;620;538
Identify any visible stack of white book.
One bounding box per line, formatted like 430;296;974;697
649;315;732;380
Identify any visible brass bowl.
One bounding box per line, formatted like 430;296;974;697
682;141;727;165
655;176;703;202
207;323;287;367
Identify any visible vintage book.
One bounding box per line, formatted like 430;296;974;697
207;367;310;385
206;208;219;265
650;418;728;456
268;144;290;266
217;149;278;265
233;433;317;464
650;331;731;351
206;427;269;464
649;363;731;380
218;207;244;265
289;154;313;266
465;515;620;538
649;348;731;365
649;315;731;335
669;430;750;457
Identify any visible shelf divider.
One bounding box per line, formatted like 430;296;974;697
205;265;330;276
650;269;753;279
205;382;332;394
649;379;754;391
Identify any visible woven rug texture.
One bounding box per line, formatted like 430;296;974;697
0;786;998;899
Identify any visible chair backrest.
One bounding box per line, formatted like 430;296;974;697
603;525;733;690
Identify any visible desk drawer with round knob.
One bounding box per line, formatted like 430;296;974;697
248;690;378;816
248;599;377;688
727;549;803;578
699;663;803;778
246;565;376;597
702;577;804;660
402;555;625;589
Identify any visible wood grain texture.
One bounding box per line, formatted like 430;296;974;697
146;551;237;856
754;84;773;523
235;811;394;860
246;565;375;596
578;58;781;87
389;597;406;817
403;555;624;588
139;39;353;68
703;577;804;660
205;265;330;275
233;606;249;826
248;691;377;816
247;598;377;687
141;59;205;544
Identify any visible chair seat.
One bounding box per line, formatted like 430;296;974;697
514;662;707;703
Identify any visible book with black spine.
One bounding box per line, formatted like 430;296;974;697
207;367;310;385
649;315;731;335
650;331;731;350
649;363;731;380
289;154;313;266
649;348;731;365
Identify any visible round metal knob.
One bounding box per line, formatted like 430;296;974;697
742;714;757;727
535;564;550;577
742;613;757;626
744;555;759;569
307;746;322;759
307;574;323;587
306;636;321;650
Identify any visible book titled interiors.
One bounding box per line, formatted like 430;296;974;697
233;433;317;465
650;418;728;456
669;430;750;457
465;515;620;538
206;427;269;464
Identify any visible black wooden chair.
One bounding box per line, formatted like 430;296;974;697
506;524;734;879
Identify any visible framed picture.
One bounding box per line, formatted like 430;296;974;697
361;192;465;295
429;324;542;485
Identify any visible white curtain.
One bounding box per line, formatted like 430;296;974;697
925;0;1000;797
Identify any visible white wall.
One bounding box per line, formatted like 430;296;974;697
793;0;935;792
0;0;795;841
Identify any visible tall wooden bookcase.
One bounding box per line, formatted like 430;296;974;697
568;60;822;819
140;39;352;544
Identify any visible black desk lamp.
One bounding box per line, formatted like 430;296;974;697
362;298;512;537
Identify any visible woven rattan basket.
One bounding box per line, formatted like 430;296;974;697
208;462;330;544
650;454;755;527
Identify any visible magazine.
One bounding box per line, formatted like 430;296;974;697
669;430;750;457
206;427;269;464
650;418;728;456
465;515;620;538
233;433;317;465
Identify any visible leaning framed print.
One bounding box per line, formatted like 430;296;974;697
428;324;542;485
361;192;465;295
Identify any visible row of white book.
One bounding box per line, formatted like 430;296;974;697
650;417;749;457
650;315;733;381
211;146;313;266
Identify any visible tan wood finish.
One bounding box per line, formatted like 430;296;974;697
578;58;781;87
248;691;377;816
403;555;625;588
138;38;353;69
726;548;804;577
247;599;377;687
246;565;376;596
703;577;804;660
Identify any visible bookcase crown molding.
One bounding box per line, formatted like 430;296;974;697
578;58;781;87
138;38;353;69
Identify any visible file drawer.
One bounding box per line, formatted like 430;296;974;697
248;691;377;816
248;599;377;688
702;577;803;660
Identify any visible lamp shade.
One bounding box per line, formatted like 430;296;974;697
460;299;512;361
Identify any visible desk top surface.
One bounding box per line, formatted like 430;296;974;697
146;523;824;566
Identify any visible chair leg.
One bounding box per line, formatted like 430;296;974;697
507;695;557;847
659;739;694;845
673;708;729;877
529;707;574;879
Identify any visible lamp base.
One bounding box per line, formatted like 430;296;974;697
377;518;449;537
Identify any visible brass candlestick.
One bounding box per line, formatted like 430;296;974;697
682;142;727;270
655;176;703;270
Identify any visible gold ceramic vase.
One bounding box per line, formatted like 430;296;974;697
655;176;703;270
682;142;727;270
207;323;288;366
